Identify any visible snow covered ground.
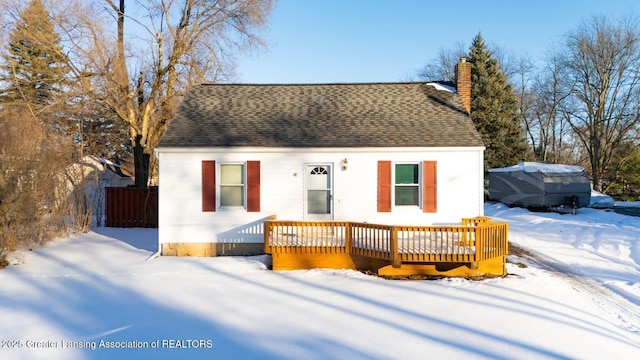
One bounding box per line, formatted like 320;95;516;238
1;204;639;359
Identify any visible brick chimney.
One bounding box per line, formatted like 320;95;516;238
455;58;471;115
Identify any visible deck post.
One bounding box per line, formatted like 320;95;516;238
475;225;485;262
263;221;272;254
345;222;352;254
390;226;401;268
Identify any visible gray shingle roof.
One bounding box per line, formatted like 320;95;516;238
158;82;484;148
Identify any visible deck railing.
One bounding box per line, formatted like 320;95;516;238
475;223;509;261
264;218;508;267
393;225;478;263
461;216;493;227
349;222;393;261
265;221;351;254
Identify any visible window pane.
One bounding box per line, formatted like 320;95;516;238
220;164;244;207
395;186;419;205
221;164;244;184
395;164;418;184
308;190;330;214
220;186;244;206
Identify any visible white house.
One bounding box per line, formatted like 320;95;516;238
155;61;485;256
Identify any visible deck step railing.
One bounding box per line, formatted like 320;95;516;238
264;218;508;266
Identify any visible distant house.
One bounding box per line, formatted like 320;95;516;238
63;155;134;189
59;155;134;226
96;157;135;187
155;60;485;256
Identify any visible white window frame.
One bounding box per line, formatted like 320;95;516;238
218;162;246;209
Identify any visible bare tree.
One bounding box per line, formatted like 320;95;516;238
523;47;575;163
0;105;74;263
416;42;467;82
561;15;640;191
53;0;274;186
512;54;538;156
417;40;527;84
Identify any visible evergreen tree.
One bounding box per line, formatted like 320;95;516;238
468;33;529;169
0;0;69;114
604;142;640;200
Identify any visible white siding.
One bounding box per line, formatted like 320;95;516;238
157;147;484;245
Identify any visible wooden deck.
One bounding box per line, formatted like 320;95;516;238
264;217;508;277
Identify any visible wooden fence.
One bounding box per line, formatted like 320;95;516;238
264;218;508;269
105;187;158;228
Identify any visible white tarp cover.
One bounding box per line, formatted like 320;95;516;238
488;162;586;174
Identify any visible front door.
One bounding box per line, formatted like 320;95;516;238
305;164;333;220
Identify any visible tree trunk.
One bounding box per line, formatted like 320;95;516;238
133;135;150;188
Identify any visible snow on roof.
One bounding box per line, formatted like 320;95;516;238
425;82;456;93
489;162;586;174
95;156;120;168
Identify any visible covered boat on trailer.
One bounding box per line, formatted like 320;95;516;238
488;162;591;209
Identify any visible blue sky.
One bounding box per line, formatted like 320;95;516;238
235;0;639;83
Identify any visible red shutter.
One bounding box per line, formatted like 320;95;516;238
423;161;437;213
246;161;260;212
377;161;392;212
202;160;216;212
